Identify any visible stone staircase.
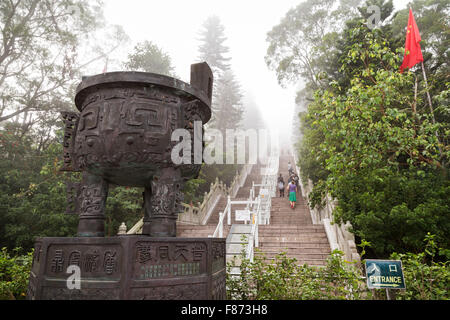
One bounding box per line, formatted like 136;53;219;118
176;165;262;238
178;153;331;268
253;154;330;266
256;206;330;266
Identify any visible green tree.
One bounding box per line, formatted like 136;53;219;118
390;233;450;299
267;0;449;257
0;0;101;124
0;126;78;252
302;23;449;256
211;69;244;132
197;15;243;132
265;0;362;94
124;40;175;76
197;15;231;76
189;16;245;204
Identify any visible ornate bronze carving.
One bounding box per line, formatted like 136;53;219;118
27;237;225;300
27;63;226;300
61;63;212;237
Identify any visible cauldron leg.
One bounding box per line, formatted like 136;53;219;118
142;167;184;237
77;172;109;237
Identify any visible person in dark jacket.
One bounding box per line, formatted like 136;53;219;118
277;174;285;197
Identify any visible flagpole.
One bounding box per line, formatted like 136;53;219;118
403;7;444;167
412;74;417;115
420;61;436;124
420;61;444;164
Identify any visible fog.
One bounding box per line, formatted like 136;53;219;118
91;0;410;137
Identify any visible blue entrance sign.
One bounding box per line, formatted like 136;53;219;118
365;259;406;289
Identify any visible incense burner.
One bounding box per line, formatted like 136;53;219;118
61;63;213;237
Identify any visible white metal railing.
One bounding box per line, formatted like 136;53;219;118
210;150;279;262
246;196;261;262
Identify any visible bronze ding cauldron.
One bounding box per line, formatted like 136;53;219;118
61;63;213;238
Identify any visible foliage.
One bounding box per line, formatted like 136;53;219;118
182;178;206;205
0;0;101;124
0;126;143;250
197;15;244;133
186;15;246;204
124;40;175;76
226;249;366;300
390;233;450;300
227;235;449;300
265;0;362;91
0;248;32;300
211;69;244;132
278;0;450;257
197;15;231;76
104;186;143;237
0;127;78;252
303;23;449;256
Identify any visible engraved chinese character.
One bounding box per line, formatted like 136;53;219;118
136;243;153;264
68;250;81;267
158;246;171;261
212;243;225;260
174;245;189;262
83;250;99;272
50;249;64;273
191;244;206;262
103;251;117;275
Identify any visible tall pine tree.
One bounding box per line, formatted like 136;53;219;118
197;15;243;131
197;15;231;76
213;69;244;132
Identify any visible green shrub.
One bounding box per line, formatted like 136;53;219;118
226;249;366;300
390;233;450;300
0;247;33;300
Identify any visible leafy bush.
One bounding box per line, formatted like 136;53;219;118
227;234;449;300
297;22;449;256
226;249;366;300
0;248;33;300
390;233;450;300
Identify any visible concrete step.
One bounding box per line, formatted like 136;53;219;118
255;251;329;259
259;225;324;230
259;236;329;243
257;247;330;254
256;257;327;267
256;248;329;256
259;242;330;248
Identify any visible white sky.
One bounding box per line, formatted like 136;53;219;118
102;0;411;135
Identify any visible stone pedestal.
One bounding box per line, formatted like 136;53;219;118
27;236;226;300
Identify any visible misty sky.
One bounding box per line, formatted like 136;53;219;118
102;0;411;137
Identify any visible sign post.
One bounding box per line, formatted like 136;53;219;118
365;259;405;300
235;210;251;224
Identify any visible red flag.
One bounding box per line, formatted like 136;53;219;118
400;9;423;73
